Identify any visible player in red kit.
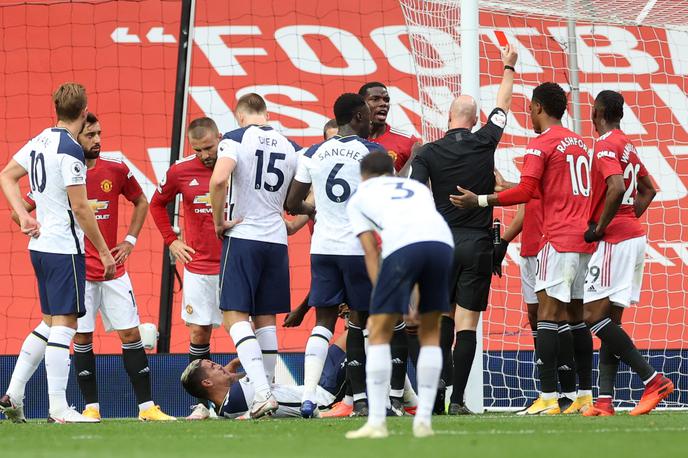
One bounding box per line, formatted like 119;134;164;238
581;90;673;416
149;117;223;420
451;82;594;415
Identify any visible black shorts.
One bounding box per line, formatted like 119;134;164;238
450;228;493;312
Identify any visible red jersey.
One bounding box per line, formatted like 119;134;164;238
520;197;543;257
371;124;419;172
520;125;595;254
149;155;221;275
589;129;648;244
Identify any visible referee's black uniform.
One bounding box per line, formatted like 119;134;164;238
410;107;507;313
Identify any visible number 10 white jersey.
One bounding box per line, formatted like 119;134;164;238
294;135;385;255
13;127;86;254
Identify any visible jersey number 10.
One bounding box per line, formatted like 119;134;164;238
29;150;46;193
566;154;590;197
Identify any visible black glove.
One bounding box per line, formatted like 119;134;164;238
493;239;509;277
584;222;603;243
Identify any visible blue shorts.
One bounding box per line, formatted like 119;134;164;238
219;237;290;316
371;242;453;315
30;251;86;318
309;255;371;311
319;344;347;397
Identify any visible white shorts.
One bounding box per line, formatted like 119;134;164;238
583;236;646;308
78;273;140;333
270;385;336;418
520;256;538;305
182;269;221;327
534;243;591;303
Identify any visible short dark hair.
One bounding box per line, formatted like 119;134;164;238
180;359;209;400
235;93;267;114
333;93;366;126
358;82;387;97
595;90;624;123
532;82;567;120
323;118;338;139
361;151;394;177
85;112;98;124
188;117;219;139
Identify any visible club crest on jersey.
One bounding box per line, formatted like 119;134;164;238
185;304;194;315
88;199;110;220
100;179;113;192
192;193;213;213
387;150;398;163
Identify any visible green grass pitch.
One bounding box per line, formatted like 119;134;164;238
3;412;687;458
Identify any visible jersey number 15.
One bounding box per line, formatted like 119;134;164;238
254;150;285;192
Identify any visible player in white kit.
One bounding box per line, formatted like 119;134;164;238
286;93;384;418
209;93;300;419
345;152;454;439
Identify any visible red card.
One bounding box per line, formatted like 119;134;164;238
495;30;509;47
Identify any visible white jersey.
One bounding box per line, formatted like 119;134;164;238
13;127;86;254
347;176;453;258
295;135;385;255
217;125;300;245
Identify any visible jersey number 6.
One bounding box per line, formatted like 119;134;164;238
326;163;351;203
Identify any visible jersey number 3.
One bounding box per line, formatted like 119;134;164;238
254;150;285;192
29;150;46;193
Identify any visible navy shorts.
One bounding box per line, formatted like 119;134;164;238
219;237;290;316
371;241;453;315
319;344;347;398
30;251;86;318
309;254;371;311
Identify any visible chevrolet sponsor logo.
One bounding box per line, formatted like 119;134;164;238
193;193;213;214
88;199;111;220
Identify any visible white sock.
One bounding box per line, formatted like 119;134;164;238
302;326;332;402
230;321;270;397
7;321;50;404
45;325;76;415
138;401;155;412
403;374;418;407
414;345;442;426
343;395;353;406
366;344;391;428
578;389;592;398
255;325;278;384
85;403;100;412
542;392;557;401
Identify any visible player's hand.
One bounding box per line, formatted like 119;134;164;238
501;43;518;67
100;251;117;280
169;239;195;264
19;214;40;239
493;239;509;277
215;218;243;239
111;241;134;265
338;303;350;320
283;304;310;328
584;222;603;243
226;357;242;374
494;169;510;192
449;186;479;209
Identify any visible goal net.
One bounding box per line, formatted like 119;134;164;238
400;0;687;409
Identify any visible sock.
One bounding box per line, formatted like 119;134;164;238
598;341;620;398
557;322;577;398
590;318;656;383
390;322;408;399
365;344;391;427
407;329;420;369
531;329;537;351
189;343;211;407
403;374;418;407
7;321;50;403
302;325;333;402
536;321;559;395
73;342;98;405
122;340;153;407
415;345;442;426
230;321;270;397
440;316;455;387
450;330;476;404
346;322;367;400
570;321;593;392
255;325;278;384
45;325;76;415
85;402;100;412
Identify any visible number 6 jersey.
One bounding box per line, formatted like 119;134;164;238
295;135;385;255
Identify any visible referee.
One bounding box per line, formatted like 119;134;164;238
409;45;517;415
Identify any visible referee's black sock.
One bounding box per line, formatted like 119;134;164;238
557;322;577;397
598;341;620;398
570;321;593;392
407;327;420;370
122;340;152;405
346;323;367;401
449;330;476;404
390;322;408;400
536;321;559;394
74;342;99;405
189;343;211;407
440;316;455;386
590;318;655;382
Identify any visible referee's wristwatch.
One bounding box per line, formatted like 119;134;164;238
504;65;516;73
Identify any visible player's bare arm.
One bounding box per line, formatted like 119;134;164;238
66;184;116;280
358;231;381;285
494;169;516;192
397;140;422;178
10;198;36;227
634;174;657;218
495;44;518;113
585;174;625;242
285;180;315;216
0;160;40;238
502;204;525;243
209;156;241;239
112;193;148;265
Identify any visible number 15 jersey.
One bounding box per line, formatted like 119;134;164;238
295;135;385;255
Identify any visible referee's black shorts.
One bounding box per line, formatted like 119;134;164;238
450;228;493;312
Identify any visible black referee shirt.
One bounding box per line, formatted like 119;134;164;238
410;107;507;230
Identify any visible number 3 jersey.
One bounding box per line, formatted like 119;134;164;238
588;129;648;244
13;127;86;254
295;135;386;256
218;125;300;245
520;125;594;254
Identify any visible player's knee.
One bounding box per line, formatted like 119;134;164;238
74;332;93;345
188;324;212;345
315;306;338;330
118;327;142;344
